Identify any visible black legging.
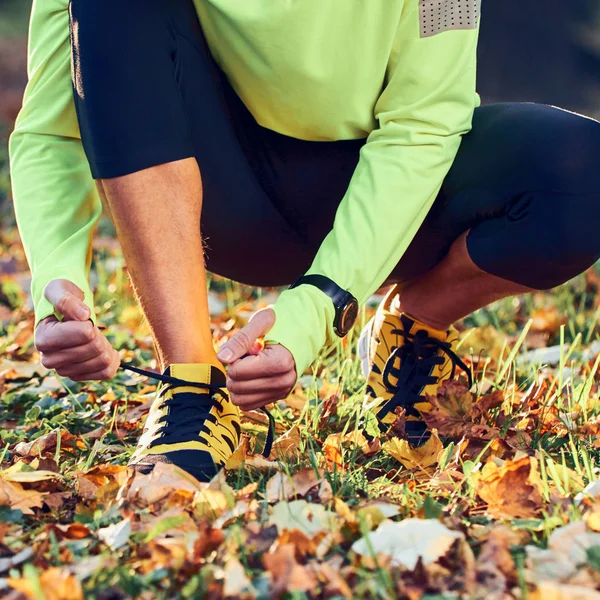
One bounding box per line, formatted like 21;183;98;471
70;0;600;292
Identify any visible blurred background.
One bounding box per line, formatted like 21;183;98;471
1;0;600;211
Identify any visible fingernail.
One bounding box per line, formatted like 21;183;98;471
76;306;90;320
218;348;233;362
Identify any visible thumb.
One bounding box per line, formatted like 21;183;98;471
44;279;91;322
217;308;275;364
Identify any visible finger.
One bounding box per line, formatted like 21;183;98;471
40;337;108;369
227;372;296;395
61;353;120;382
54;347;117;378
35;320;96;353
217;308;275;364
230;392;283;410
44;280;90;321
227;346;295;381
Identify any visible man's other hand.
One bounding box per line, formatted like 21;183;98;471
217;308;296;410
35;279;120;381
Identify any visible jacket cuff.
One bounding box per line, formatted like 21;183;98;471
31;270;96;328
264;285;336;378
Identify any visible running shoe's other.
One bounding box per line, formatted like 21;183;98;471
128;363;241;481
359;286;471;443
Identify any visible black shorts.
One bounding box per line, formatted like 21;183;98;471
69;0;600;291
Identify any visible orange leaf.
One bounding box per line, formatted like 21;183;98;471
476;457;544;519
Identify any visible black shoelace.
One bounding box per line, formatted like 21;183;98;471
120;363;275;457
376;324;472;425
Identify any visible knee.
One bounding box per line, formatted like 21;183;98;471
525;193;600;289
539;107;600;195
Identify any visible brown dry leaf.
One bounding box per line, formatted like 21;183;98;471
472;390;505;420
475;525;520;595
272;425;302;458
266;468;331;503
80;464;128;488
0;359;48;381
222;557;254;597
476;456;544;519
193;489;231;520
193;523;226;560
51;523;92;540
277;528;328;560
319;394;340;429
14;430;75;457
0;476;45;515
225;435;252;470
76;473;99;500
423;380;474;438
322;430;378;470
264;543;318;596
314;562;353;600
530;582;600;600
8;567;83;600
383;429;443;470
126;461;205;504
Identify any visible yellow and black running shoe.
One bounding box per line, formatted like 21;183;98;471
358;286;472;443
125;363;241;482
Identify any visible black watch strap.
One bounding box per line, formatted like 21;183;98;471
289;274;349;307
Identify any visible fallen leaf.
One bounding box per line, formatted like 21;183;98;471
265;468;330;503
383;429;443;470
272;425;302;458
476;456;544;519
352;518;464;569
0;477;45;515
423;380;474;438
14;430;71;457
531;581;600;600
8;567;83;600
97;518;131;551
314;561;353;599
1;470;60;483
222;557;254;597
548;521;600;567
263;543;318;596
126;461;204;504
269;500;339;537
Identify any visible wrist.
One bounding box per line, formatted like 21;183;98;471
264;285;335;378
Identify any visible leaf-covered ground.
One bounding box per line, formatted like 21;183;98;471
3;222;600;600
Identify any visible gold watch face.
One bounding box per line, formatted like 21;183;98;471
339;299;359;336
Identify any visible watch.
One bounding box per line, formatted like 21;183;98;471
289;274;359;338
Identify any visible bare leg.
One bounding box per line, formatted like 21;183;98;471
399;231;533;331
99;158;219;370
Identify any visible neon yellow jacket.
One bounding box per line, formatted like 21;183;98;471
10;0;480;377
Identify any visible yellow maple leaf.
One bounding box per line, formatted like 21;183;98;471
382;430;443;470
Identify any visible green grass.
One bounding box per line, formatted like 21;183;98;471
2;227;600;598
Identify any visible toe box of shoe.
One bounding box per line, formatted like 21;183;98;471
129;450;220;482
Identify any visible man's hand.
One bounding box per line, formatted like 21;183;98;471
217;308;296;410
35;279;120;381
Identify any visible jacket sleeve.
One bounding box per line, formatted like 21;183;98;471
265;0;480;376
9;0;101;326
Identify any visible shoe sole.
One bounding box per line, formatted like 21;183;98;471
358;317;375;379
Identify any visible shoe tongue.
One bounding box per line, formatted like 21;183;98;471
164;363;226;387
402;314;448;341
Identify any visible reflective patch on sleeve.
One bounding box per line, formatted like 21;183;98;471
419;0;480;38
